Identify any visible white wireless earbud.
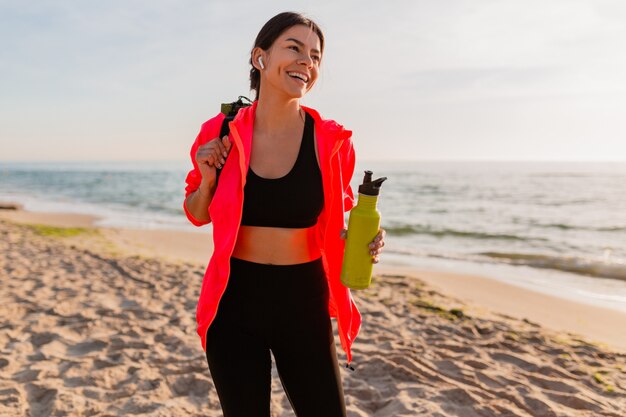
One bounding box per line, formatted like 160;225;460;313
258;57;265;70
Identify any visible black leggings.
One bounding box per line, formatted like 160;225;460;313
205;256;347;417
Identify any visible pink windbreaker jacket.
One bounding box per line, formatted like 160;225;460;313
183;100;361;365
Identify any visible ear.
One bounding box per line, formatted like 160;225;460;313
252;47;266;71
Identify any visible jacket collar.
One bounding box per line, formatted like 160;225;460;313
230;100;351;159
225;101;352;186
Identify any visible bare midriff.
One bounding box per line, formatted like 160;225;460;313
231;225;321;265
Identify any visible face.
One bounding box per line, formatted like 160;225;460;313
255;25;322;99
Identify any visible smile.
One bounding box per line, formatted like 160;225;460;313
287;71;309;83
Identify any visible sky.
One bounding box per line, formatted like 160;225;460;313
1;0;625;162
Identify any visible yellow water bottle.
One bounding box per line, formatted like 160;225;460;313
340;170;387;290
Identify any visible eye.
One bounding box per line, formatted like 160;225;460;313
288;45;299;51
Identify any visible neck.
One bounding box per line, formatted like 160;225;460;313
255;93;302;133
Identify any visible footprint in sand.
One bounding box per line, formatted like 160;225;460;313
29;332;57;348
521;393;558;417
489;352;539;372
0;387;26;415
526;373;580;394
25;383;57;417
12;369;41;383
464;359;489;370
168;374;211;397
438;387;480;407
475;371;507;389
93;358;118;370
544;391;604;413
66;340;108;357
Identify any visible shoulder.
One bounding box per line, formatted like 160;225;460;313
302;106;347;130
302;105;353;145
196;112;226;143
189;111;227;149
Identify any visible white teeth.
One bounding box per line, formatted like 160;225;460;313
288;72;308;82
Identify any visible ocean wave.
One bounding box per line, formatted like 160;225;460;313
574;290;626;303
385;224;541;241
528;173;593;178
478;252;626;281
529;222;626;233
532;199;598;207
384;246;626;281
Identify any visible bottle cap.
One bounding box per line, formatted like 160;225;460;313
358;170;387;196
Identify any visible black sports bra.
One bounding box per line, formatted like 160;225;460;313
240;112;324;228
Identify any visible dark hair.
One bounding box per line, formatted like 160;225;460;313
249;12;325;100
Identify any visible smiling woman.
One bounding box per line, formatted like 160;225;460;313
182;11;386;417
248;15;324;101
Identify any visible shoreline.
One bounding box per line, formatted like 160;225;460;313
1;205;625;353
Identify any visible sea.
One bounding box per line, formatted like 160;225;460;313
1;160;625;313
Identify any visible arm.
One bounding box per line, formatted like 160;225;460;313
184;179;215;226
183;117;230;226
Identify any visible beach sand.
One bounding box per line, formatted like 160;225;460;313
1;207;625;416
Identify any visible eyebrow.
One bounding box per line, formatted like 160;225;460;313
285;38;321;55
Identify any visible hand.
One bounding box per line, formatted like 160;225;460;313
195;135;232;182
340;227;386;264
368;228;386;264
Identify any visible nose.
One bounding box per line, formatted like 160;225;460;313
298;54;314;68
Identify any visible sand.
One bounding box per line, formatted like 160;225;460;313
1;207;625;416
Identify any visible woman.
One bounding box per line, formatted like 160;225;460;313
183;12;385;417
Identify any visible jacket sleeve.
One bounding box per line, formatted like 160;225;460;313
339;135;356;212
183;128;211;226
183;114;224;226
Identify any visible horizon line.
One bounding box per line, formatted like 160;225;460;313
1;158;626;164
